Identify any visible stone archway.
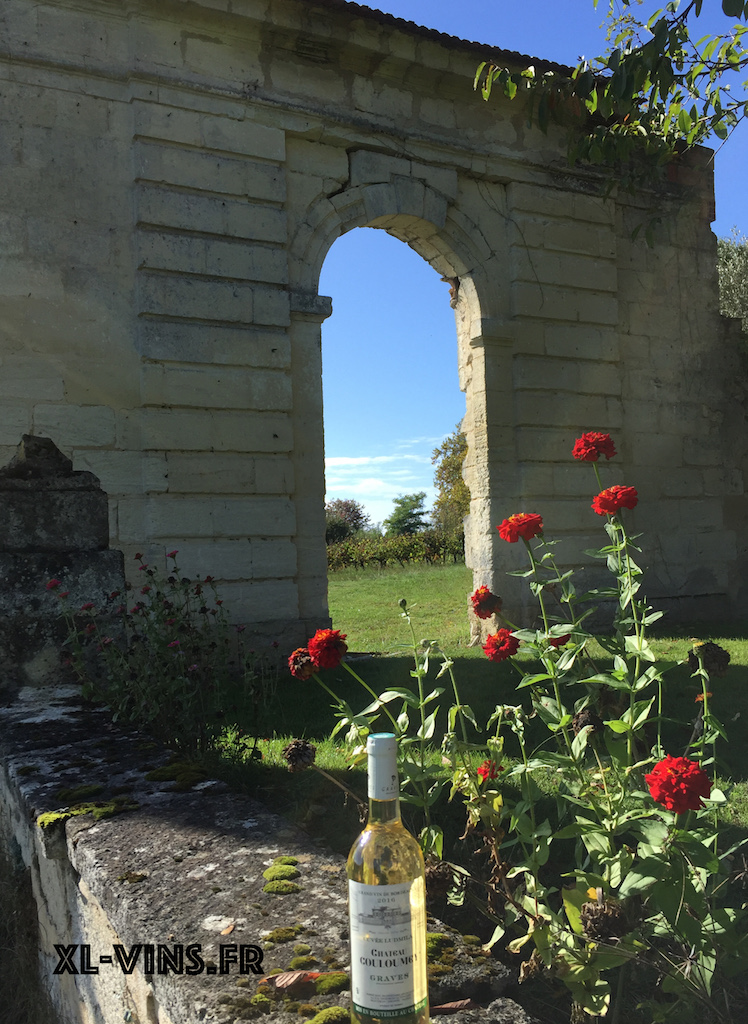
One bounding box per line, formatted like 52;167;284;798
286;151;513;627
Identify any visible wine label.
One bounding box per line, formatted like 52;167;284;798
348;879;428;1019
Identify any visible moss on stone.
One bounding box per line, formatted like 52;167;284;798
262;879;301;895
145;761;208;790
289;956;318;970
427;963;452;978
16;765;38;776
262;864;301;882
462;934;481;946
274;855;299;865
309;1007;350;1024
314;973;349;995
425;932;454;958
250;993;273;1012
293;943;312;955
297;1004;317;1017
37;796;138;830
56;783;105;803
265;925;304;944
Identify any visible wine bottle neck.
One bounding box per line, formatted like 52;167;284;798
368;797;401;825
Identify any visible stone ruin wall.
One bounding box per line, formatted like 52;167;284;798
1;0;747;637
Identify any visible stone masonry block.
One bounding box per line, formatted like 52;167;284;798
137;232;288;285
74;451;168;495
509;182;614;225
135;142;285;202
515;426;578;463
515;391;622;429
165;453;257;493
0;358;64;401
134;103;285;161
141;364;292;411
512;282;618;325
544;325;620;362
117;496;295;542
251;538;297;577
514;356;621;396
122;409;293;454
660;468;706;498
255;456;294;494
138;322;290;367
218;579;299;622
138;273;290;327
33;405;116;448
0;403;32;446
136;186;287;243
514;249;617;293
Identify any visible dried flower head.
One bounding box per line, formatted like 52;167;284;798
572;708;604;736
288;647;315;680
687;641;730;679
282;738;317;772
424;858;454;903
580;899;628;940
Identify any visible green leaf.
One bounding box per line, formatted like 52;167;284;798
723;0;744;16
378;688;419;706
619;855;669;897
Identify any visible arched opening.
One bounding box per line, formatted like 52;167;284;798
319;227;466;532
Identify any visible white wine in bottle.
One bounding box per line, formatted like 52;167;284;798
347;733;429;1024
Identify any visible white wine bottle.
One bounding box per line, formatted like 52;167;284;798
347;733;429;1024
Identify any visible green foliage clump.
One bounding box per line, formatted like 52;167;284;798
314;973;349;995
327;529;463;571
262;880;301;895
262;864;300;881
431;426;469;538
55;550;281;753
718;228;748;333
383;492;428;536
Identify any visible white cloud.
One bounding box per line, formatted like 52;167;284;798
325;445;438;525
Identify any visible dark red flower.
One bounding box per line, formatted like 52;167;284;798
645;755;711;814
470;586;503;620
80;602;94;612
167;549;178;558
591;485;638;516
46;579;61;591
573;432;617;462
134;553;143;560
482;629;520;662
497;513;544;543
307;629;348;669
477;760;503;782
141;586;151;594
288;647;316;680
548;634;571;648
84;623;95;635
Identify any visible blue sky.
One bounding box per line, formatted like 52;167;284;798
321;1;748;527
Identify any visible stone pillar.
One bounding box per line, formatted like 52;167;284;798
0;436;125;692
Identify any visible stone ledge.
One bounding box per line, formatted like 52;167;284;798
0;684;538;1024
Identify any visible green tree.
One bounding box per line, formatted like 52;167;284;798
476;1;748;194
431;426;470;536
325;498;371;544
383;492;429;536
718;227;748;329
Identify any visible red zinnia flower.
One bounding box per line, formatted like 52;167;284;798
694;692;712;703
167;549;178;558
497;513;544;543
591;485;638;516
548;634;571;648
46;579;61;591
470;586;503;620
482;629;520;662
288;647;316;680
477;760;503;782
80;602;94;611
573;432;617;462
307;629;348;669
645;755;712;814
